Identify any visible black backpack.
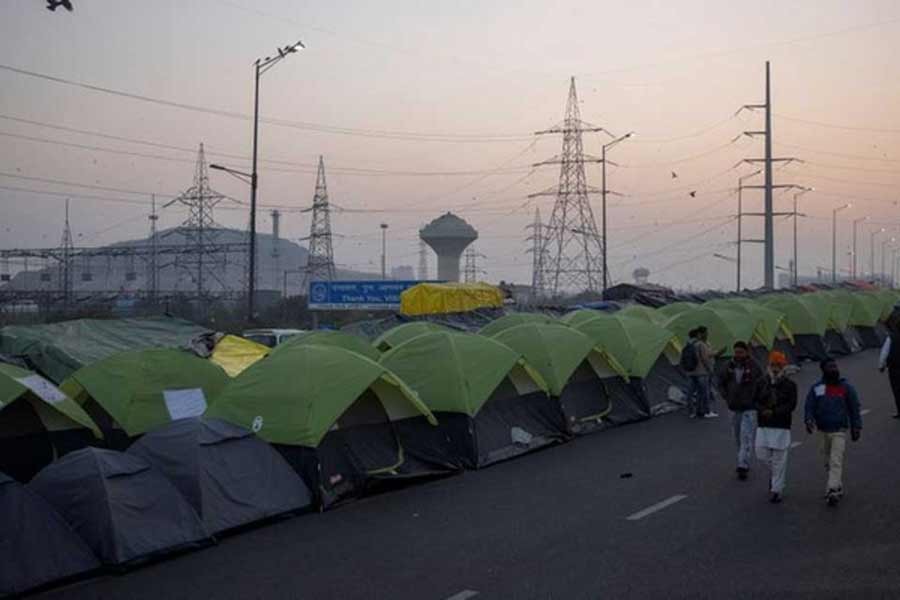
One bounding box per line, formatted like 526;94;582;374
680;340;699;372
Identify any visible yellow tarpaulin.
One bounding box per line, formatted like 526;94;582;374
210;335;270;378
400;282;504;316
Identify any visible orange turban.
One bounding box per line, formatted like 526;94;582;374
768;350;788;367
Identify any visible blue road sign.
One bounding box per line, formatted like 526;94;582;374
308;280;433;311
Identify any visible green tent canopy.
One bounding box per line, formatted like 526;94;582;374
60;349;229;439
379;331;547;417
663;307;757;356
275;330;380;361
616;305;667;326
209;343;434;447
559;309;608;328
488;323;626;396
867;289;900;321
478;313;558;337
657;302;700;318
373;322;452;352
0;363;100;481
759;295;827;337
574;314;681;379
705;299;792;349
0;317;209;384
809;292;854;331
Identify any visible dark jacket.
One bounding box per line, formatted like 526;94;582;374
755;376;798;430
804;378;862;433
718;358;764;412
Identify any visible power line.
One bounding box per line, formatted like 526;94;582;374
774;113;900;134
0;64;531;143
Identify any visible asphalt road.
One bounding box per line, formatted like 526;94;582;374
41;350;900;600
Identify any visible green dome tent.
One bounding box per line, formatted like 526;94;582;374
705;299;792;349
379;331;566;469
478;312;557;337
575;314;689;422
208;343;440;507
373;322;452;352
275;330;380;361
60;349;229;448
758;294;829;361
657;302;700;318
489;323;627;435
663;306;757;357
0;364;100;481
806;292;861;355
616;304;668;326
559;309;609;328
823;290;885;349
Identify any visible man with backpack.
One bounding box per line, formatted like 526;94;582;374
718;341;764;480
682;326;716;419
805;359;863;506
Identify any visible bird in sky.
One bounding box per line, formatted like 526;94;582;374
46;0;73;11
689;191;697;198
671;171;678;179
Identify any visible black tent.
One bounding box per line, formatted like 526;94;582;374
29;448;211;567
1;471;99;597
790;334;829;362
128;418;313;535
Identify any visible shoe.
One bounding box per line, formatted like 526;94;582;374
689;413;697;419
826;488;842;506
892;414;900;419
704;412;719;419
769;492;783;504
736;468;749;481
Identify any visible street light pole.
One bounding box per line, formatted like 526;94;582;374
881;237;895;285
244;39;304;322
832;204;851;284
792;187;811;287
601;132;633;296
870;227;886;280
380;223;388;280
852;216;868;279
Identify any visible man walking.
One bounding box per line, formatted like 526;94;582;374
755;351;798;503
718;341;764;480
682;326;716;419
879;303;900;419
804;359;863;506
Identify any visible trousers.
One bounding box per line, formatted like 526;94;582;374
889;368;900;415
821;431;847;493
732;410;757;470
688;375;711;416
755;446;789;494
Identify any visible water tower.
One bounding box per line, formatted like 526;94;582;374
420;212;478;282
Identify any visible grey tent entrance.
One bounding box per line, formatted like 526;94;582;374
128;418;313;535
29;448;211;567
1;471;99;597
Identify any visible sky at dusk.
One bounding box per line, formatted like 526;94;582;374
1;0;899;291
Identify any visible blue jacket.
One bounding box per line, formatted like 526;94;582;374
804;378;862;433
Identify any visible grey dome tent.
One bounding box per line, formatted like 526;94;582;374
1;471;99;597
128;417;313;535
29;447;211;567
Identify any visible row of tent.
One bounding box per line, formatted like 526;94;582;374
2;287;897;595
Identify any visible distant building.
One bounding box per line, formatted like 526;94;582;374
603;282;674;302
391;265;415;280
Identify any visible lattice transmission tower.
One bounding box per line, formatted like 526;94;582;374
301;156;336;293
526;207;546;300
529;77;608;297
58;198;74;305
418;238;429;280
463;247;485;283
164;143;227;296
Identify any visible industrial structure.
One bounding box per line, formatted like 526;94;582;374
301;156;336;293
419;212;478;282
529;78;608;298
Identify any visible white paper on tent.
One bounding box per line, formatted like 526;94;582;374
163;388;207;420
15;375;68;405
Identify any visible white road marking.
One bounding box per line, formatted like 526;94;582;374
790;441;803;448
626;495;688;521
861;409;871;415
446;591;479;600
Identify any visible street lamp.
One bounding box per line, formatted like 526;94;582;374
870;227;886;279
832;204;851;284
217;39;304;322
736;170;762;291
852;216;869;279
881;236;896;285
380;223;388;280
601;131;633;295
792;187;812;287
